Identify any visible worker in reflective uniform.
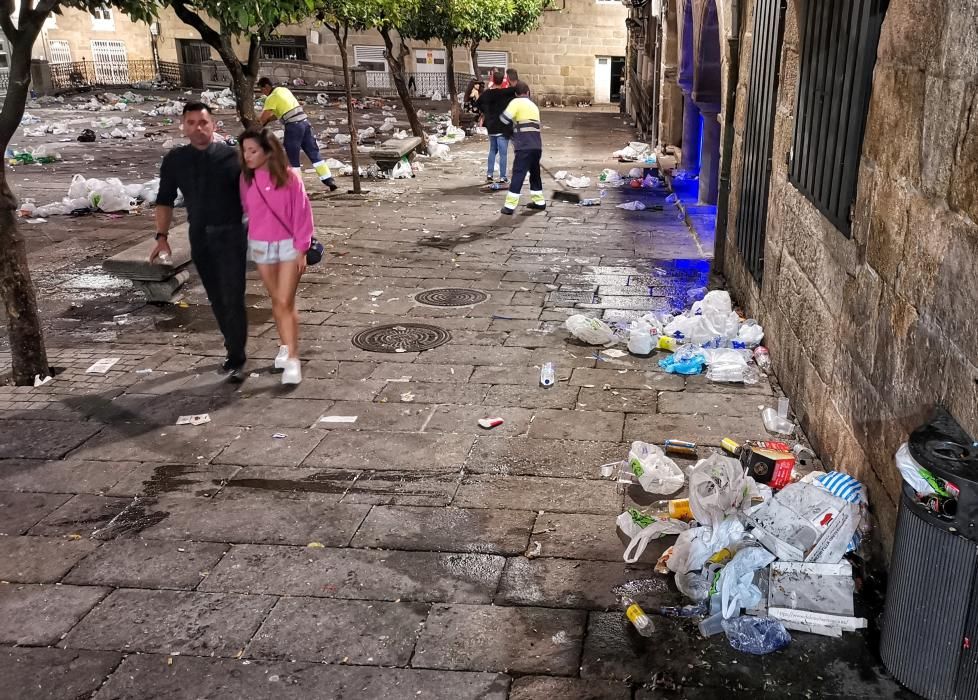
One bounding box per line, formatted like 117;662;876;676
498;82;545;214
257;77;337;191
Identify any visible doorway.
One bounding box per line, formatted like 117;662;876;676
413;48;447;96
177;39;211;88
611;56;626;102
594;56;611;103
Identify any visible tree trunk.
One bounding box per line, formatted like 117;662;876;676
444;42;460;127
0;29;49;385
380;28;426;150
331;27;362;194
222;36;258;129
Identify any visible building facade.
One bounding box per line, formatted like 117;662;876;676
629;0;978;556
153;0;629;105
34;7;154;64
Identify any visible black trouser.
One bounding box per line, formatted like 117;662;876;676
509;149;543;195
190;224;248;367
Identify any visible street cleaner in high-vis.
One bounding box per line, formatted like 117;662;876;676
257;77;338;191
498;81;545;215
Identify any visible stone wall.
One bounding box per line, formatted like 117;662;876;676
721;0;978;558
34;8;154;63
154;0;627;103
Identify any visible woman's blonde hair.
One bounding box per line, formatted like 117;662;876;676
238;128;291;188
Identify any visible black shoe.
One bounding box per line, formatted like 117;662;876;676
221;358;246;383
500;206;514;215
324;177;339;192
526;202;547;211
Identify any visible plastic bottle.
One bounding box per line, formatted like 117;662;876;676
642;498;693;521
539;362;555;388
722;616;792;654
753;346;771;370
621;596;655;637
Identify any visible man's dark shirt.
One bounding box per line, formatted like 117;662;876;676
157;143;242;232
476;87;517;136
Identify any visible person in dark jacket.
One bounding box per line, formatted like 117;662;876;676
476;71;517;183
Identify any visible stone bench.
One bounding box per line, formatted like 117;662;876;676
368;136;424;172
103;223;192;303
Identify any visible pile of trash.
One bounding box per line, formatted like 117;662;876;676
201;88;237;109
565;290;769;387
18;173;160;218
146;100;185;117
553;171;591;189
7;144;62;165
607;441;871;652
23;121;72;137
613;141;657;164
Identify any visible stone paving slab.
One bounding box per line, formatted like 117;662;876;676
569;368;685;391
0;583;108;645
63;589;275;657
212;429;327;467
312;401;434;432
454;475;621;515
623;412;769;446
302;431;475;471
208;398;336;428
105;463;239;498
464;436;625;479
351;506;535;555
248;597;428;665
63;539;228;589
527;408;625;441
528;513;661;563
0;536;98;583
28;494;132;537
141;496;369;546
198;544;504;604
470;364;575;386
0;459;140;495
577;387;659;413
657;390;774;418
376;380;490;405
495;557;659;610
424;405;535;436
0;419;104;460
510;676;632;700
67;425;244;464
0;646;122;700
0;491;72;535
339;470;461;507
413;603;585;675
368;363;475;383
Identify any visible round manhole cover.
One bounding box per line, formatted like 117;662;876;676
414;288;489;307
351;324;452;353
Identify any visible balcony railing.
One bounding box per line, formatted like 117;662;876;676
49;59;164;89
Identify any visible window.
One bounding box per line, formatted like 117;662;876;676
260;36;308;61
354;45;387;73
91;40;128;83
48;40;71;64
789;0;888;235
476;50;508;71
91;5;114;30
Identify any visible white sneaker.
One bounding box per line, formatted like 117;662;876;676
274;345;289;370
281;358;302;385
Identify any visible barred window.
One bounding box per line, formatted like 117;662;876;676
788;0;888;235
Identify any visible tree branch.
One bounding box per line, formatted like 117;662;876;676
170;0;223;49
0;11;17;42
245;33;261;76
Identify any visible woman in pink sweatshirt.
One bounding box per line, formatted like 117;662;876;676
239;128;314;385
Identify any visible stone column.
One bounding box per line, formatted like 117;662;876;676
698;110;721;204
680;92;701;173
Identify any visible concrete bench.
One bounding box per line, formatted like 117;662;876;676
103;223;192;303
369;136;424;171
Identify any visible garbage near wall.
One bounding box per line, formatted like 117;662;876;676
18;174;160;218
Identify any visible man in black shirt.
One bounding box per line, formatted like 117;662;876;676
476;71;516;184
150;102;248;382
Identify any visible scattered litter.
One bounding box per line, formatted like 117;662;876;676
616;200;646;211
400;392;415;402
723;616;791;654
478;417;505;429
539;362;556;388
628;441;685;495
307;542;325;549
86;358;120;374
135;369;154;374
272;433;287;439
319;415;358;423
565;314;616;345
33;374;52;387
176;414;211;426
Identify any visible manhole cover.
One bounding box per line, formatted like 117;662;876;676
351;324;452;353
414;288;489;307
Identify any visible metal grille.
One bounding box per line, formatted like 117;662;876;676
351;324;451;353
736;0;786;283
49;59;160;89
789;0;888;235
48;39;72;64
414;288;488;307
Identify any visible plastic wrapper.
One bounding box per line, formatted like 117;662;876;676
667;517;745;575
895;442;939;495
723;616;791;655
565;314;615;345
718;546;776;618
688;454;753;528
658;345;706;375
622;518;689;563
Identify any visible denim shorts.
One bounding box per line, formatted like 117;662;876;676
249;238;299;264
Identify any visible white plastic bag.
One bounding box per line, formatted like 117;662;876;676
68;174;88;200
390;158;412;179
334;133;352;145
565;314;615;345
895;442;937;495
737;320;765;347
616;201;646;211
718;546;776;618
628;441;685;495
623;518;689;564
628;167;644;178
704;348;758;384
688;454;752;528
565;175;591;189
667;517;745;574
627;320;654;355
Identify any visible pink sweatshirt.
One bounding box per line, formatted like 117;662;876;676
240;169;314;252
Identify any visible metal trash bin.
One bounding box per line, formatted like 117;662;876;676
881;409;978;700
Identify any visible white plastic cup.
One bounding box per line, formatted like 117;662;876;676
778;397;790;420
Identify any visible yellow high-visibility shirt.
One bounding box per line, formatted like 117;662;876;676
263;87;306;123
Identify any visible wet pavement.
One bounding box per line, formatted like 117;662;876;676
0;103;913;698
